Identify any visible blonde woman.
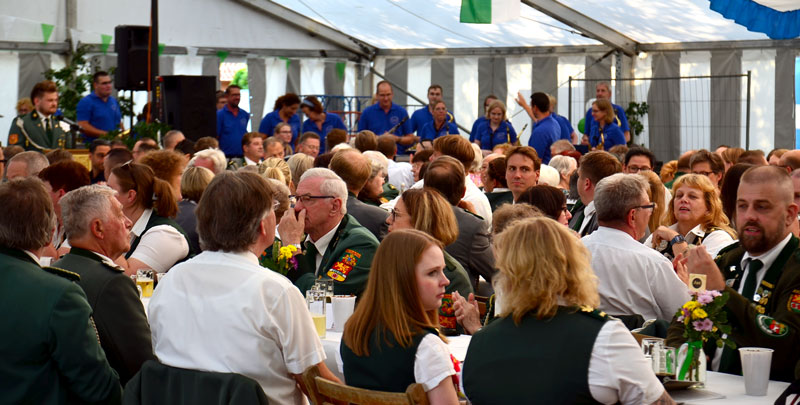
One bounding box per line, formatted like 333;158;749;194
341;229;459;405
258;157;292;189
589;98;625;151
645;174;736;259
637;170;667;234
475;100;516;150
462;217;672;405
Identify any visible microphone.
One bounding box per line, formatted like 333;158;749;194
54;113;79;127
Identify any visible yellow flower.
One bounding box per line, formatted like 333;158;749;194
683;301;699;311
692;308;707;319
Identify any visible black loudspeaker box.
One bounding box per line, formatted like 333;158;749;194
162;75;217;141
115;25;154;91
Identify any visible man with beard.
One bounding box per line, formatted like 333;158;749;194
667;165;800;382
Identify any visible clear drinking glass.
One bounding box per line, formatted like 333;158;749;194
306;288;326;339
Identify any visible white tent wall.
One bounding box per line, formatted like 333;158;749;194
679;51;711;152
742;49;776;152
0;52;20;146
453;57;479;139
506;57;533;146
406;58;431;117
633;54;653;148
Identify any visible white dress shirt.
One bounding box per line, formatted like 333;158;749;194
643;223;735;258
381;178;493;231
244;156;260;166
129;208;190;273
387;160;414;192
149;250;326;405
414;335;456;392
579;201;596;235
582;227;690;320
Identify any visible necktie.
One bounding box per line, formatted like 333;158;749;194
304;240;319;275
571;209;585;232
741;258;764;301
45;117;53;138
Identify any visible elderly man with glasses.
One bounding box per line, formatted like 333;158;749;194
581;173;690;321
278;168;379;297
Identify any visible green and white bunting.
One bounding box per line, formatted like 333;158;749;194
460;0;519;24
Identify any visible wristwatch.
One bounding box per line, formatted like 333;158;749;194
669;234;686;247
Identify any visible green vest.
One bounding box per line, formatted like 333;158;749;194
340;327;438;393
125;212;194;261
463;307;607;404
485;190;514;212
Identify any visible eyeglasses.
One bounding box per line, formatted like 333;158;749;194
634;203;657;211
290;194;335;204
626;166;651;173
389;208;404;222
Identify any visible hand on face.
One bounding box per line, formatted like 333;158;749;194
278;208;306;246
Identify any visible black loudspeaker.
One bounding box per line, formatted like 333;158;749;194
161;75;217;141
115;25;154;91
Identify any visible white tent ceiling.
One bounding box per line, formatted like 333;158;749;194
271;0;770;50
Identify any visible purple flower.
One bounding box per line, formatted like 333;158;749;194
697;291;714;305
677;315;685;323
693;318;714;332
709;290;722;297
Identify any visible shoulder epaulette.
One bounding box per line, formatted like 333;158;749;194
578;305;608;321
42;266;81;282
386;183;397;190
714;241;742;262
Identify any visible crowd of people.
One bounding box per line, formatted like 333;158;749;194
3;77;800;405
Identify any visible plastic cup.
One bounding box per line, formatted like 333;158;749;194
332;295;356;332
739;347;774;396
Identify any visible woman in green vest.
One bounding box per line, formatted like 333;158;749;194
341;229;459;405
107;162;191;275
386;188;474;331
462;217;673;404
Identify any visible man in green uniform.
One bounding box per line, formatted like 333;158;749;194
278;168;378;297
0;177;121;403
667;165;800;382
55;185;155;385
7;80;70;151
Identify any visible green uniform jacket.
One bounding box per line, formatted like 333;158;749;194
7;110;70;151
666;237;800;382
294;214;379;297
485;190;514;212
0;246;121;404
54;248;156;385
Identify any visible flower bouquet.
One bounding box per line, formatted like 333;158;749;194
259;241;298;276
674;290;735;382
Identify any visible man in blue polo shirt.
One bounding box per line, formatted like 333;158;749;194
216;85;250;158
527;92;560;164
357;81;414;155
409;84;456;135
582;82;630;143
76;71;123;143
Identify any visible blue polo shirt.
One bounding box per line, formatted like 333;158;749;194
409;106;456;134
583;103;629;135
528;114;560;164
301;112;346;153
76;92;121;142
258;110;301;147
554;114;573;140
418;120;459;141
589;121;626;151
357;103;412;154
470;116;488;142
476;120;517;150
216;105;250;157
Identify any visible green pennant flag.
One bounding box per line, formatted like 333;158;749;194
336;62;346;81
158;43;165;56
279;56;291;70
41;23;54;44
100;34;113;54
216;51;229;63
460;0;491;23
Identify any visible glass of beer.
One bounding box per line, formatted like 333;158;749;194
136;269;155;298
306;288;326;339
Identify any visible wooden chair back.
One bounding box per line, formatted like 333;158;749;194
302;365;429;405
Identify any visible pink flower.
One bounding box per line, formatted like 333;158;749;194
677;315;685;323
709;290;721;297
697;291;714;305
693;318;714;332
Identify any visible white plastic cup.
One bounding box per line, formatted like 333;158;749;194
332;295;356;332
739;347;774;396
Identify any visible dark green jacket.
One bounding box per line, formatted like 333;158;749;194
485;190;514;212
7;110;70;151
54;248;156;385
0;246;121;404
667;237;800;382
294;214;379;297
